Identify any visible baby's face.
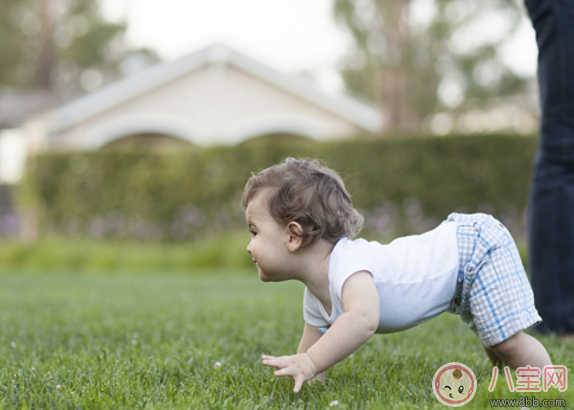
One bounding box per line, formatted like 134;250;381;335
245;190;292;282
438;370;473;401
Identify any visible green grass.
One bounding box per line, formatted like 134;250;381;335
0;270;572;409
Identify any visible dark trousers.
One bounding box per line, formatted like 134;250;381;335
526;0;574;334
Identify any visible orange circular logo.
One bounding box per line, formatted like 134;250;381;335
432;362;477;407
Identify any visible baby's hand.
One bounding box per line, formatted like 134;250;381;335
262;353;317;393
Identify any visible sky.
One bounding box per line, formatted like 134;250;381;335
101;0;539;96
101;0;352;94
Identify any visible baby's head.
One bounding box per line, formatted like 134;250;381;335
242;157;364;247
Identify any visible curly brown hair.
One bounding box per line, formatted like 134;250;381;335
242;158;364;246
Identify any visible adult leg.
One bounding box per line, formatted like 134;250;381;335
525;0;574;334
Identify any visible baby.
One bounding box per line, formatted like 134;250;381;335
243;157;551;393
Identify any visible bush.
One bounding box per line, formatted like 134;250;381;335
19;134;538;241
0;230;253;272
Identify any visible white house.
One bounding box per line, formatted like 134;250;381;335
25;44;383;154
0;129;27;184
0;88;60;184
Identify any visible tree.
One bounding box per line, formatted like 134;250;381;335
0;0;158;93
333;0;529;134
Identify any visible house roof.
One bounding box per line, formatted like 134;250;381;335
47;44;382;135
0;88;62;129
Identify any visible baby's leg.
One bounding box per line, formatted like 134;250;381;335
488;331;552;369
482;344;504;368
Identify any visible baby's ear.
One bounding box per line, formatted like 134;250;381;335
286;222;304;251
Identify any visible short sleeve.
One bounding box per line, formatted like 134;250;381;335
330;258;374;304
303;288;329;327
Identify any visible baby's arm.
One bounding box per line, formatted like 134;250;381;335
262;271;379;393
297;323;326;383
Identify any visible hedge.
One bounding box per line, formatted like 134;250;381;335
19;134;538;241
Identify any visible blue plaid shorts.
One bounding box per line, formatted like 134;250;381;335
446;213;542;347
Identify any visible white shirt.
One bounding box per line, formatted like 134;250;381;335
303;221;459;334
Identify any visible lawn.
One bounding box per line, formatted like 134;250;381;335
0;270;572;409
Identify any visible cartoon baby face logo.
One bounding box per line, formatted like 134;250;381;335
433;362;477;407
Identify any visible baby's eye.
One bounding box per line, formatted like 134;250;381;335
249;230;257;236
444;385;452;390
458;385;464;394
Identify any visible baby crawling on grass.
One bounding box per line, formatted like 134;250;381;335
243;157;551;393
